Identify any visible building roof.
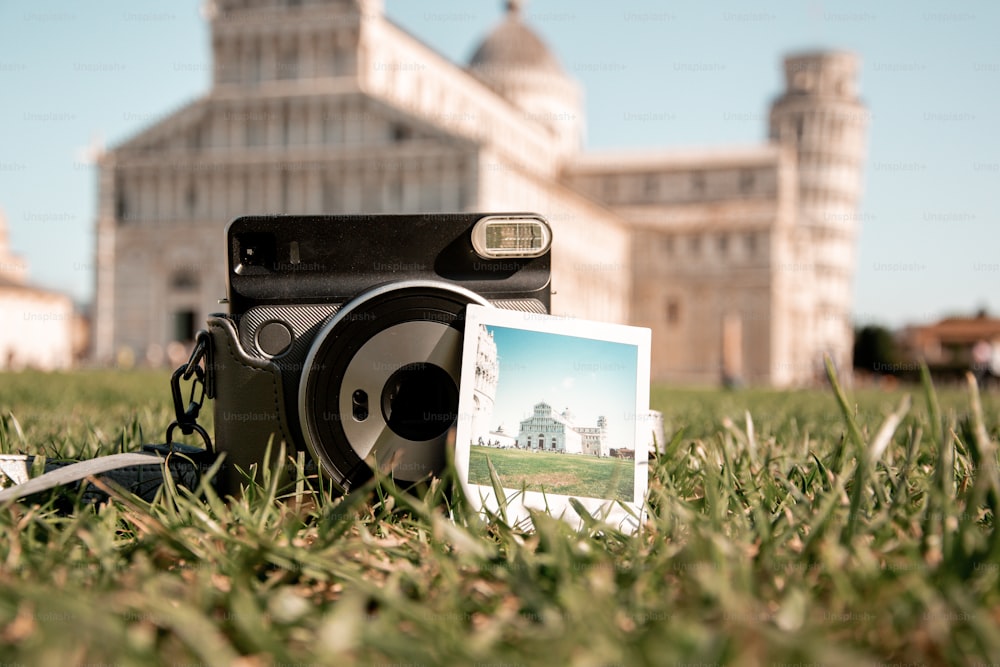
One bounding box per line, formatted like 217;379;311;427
0;209;75;301
0;274;72;301
570;145;785;174
906;314;1000;344
0;275;22;289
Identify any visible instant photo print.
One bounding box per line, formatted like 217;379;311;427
454;305;652;531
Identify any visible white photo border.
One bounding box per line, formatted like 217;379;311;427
454;304;652;532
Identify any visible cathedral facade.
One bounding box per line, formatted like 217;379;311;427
516;402;608;457
93;0;868;385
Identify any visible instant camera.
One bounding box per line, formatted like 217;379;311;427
208;213;552;495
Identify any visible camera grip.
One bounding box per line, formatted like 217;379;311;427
207;315;297;496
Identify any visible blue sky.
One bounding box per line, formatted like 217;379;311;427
1;0;998;328
485;324;640;450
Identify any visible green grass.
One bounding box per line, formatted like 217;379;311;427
1;368;999;665
468;445;634;502
0;369;192;459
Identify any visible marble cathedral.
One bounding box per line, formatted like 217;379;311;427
94;0;868;385
516;403;609;457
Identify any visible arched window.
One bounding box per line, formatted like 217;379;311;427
689;234;702;255
171;270;199;291
794;71;814;92
185;182;197;218
391;124;412;143
116;192;129;223
173;309;197;343
690;172;706;196
278;41;298;80
322;176;339;212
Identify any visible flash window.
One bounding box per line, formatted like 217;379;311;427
471;215;551;259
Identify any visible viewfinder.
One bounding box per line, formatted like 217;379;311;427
235;232;276;274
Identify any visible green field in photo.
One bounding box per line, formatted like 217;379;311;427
468;445;634;502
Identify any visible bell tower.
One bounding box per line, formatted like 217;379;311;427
770;51;869;376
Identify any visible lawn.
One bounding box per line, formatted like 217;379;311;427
1;367;999;665
468;445;635;502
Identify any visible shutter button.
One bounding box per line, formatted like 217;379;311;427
256;321;293;357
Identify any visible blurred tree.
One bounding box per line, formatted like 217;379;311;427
853;325;899;374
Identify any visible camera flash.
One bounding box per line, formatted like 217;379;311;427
289;241;301;265
471;215;551;259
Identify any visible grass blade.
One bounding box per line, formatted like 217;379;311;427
485;453;509;526
869;395;911;463
825;355;868;545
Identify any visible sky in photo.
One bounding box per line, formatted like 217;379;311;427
484;324;640;450
1;0;997;327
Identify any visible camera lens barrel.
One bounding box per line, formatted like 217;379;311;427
298;281;490;493
380;362;459;443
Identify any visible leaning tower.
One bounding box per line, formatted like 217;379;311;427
769;51;868;378
470;325;499;445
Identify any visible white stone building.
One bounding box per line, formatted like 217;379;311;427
516;402;608;456
93;0;868;386
0;210;76;371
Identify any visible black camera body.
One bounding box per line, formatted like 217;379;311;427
208;213;552;495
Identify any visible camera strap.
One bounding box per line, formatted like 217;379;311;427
0;447;209;504
0;332;218;505
165;330;215;452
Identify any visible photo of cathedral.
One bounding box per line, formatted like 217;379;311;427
515;402;609;457
93;0;868;386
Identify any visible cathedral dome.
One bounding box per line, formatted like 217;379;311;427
467;0;583;156
469;1;564;79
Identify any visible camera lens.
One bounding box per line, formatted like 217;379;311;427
299;281;490;493
380;363;458;442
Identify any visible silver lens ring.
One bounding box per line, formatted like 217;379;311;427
298;280;490;492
